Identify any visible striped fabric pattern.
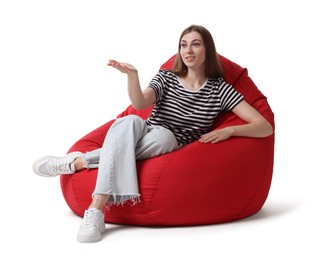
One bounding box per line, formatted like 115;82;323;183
146;70;243;145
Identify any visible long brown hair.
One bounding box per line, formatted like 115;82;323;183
172;25;224;78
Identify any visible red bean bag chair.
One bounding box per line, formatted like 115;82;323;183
60;54;275;226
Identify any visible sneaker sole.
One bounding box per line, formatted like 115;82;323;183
32;152;83;177
76;224;106;243
77;234;102;243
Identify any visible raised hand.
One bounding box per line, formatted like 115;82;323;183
107;59;138;74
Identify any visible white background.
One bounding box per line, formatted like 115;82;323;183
1;0;326;259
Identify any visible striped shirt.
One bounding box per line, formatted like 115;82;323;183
145;70;243;145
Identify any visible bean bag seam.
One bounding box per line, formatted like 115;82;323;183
144;152;174;215
234;136;273;219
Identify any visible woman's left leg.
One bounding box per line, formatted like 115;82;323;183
77;117;181;243
77;115;148;243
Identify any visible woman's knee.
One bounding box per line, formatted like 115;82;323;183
153;127;179;152
135;126;179;160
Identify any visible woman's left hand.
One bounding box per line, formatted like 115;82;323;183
199;127;233;144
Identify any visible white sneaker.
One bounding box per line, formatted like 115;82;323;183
32;152;84;177
77;208;106;243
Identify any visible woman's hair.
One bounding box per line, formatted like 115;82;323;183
172;25;224;78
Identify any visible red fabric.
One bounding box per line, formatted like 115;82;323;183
60;54;275;226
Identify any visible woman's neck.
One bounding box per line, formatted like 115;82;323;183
180;70;207;91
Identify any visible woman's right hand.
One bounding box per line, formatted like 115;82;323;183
107;59;154;110
107;59;138;74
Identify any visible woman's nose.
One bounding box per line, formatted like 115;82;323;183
186;46;193;53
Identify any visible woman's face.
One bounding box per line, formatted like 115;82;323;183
180;31;206;70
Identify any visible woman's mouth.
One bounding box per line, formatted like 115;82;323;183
185;56;195;62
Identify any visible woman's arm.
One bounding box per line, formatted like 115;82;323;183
199;100;273;144
108;59;156;110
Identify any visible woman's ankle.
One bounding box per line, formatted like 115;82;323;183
89;195;110;210
74;157;88;171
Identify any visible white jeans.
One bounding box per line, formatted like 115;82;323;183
83;115;180;205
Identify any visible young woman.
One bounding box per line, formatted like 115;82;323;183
33;25;273;243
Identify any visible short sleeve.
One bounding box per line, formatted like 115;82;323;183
149;70;167;103
219;81;244;111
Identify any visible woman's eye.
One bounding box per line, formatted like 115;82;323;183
180;43;187;48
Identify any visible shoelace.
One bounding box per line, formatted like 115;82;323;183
83;210;99;227
48;158;73;175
